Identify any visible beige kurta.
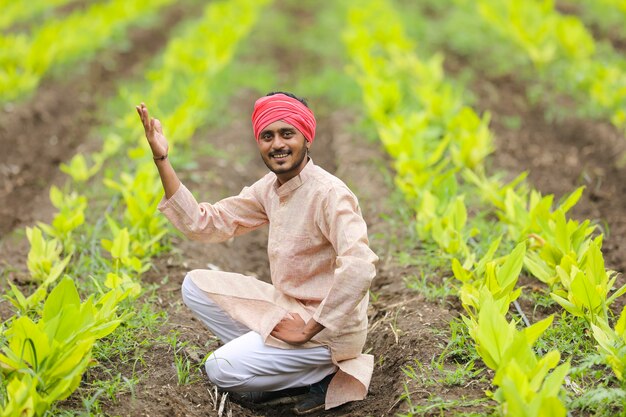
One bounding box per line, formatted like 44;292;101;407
158;159;378;409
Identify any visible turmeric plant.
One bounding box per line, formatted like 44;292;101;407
0;278;129;417
37;186;87;254
464;293;570;417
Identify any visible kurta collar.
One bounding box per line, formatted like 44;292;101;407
274;158;315;197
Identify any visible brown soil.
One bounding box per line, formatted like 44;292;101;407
0;1;196;237
1;2;626;417
467;71;626;275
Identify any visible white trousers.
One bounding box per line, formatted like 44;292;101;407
181;275;337;392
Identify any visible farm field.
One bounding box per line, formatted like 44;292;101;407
1;0;626;416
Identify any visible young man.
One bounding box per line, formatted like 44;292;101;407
136;92;378;414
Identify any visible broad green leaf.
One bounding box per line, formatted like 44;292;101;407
540;360;570;399
554;213;570;256
110;228;130;260
475;299;514;369
460;283;480;316
591;323;616;356
494;332;536;386
524;252;554;286
49;186;64;208
524;315;553;347
499;361;534;416
475;235;503;276
43;277;80;322
558;186;584;213
497;242;526;294
528;350;561;393
4;316;50;370
1;374;42;417
584;240;607;289
6;283;28;311
537;396;567;417
550;293;583;317
616;306;626;336
570;269;603;313
43;254;71;286
607;283;626;308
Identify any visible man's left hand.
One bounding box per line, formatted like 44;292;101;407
270;313;325;345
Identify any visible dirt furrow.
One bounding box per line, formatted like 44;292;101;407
466;70;626;275
0;1;199;238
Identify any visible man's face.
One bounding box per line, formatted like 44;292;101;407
257;120;311;184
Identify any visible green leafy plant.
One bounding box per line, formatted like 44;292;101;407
550;239;626;325
0;278;129;416
464;293;569;416
592;308;626;382
60;154;102;183
37;186;87;254
24;226;71;285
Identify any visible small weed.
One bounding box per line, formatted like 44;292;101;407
46;387;106;416
501;115;522;130
389;308;404;344
402;356;484;389
569;353;615;389
377;354;385;367
534;313;596;358
80;388;105;416
404;273;454;303
174;354;194;385
568;386;626;417
516;286;556;320
401;362;425;383
440;317;480;364
397;382;493;417
432;359;483;387
168;331;201;385
90;372;138;403
369;289;381;303
92;297;166;365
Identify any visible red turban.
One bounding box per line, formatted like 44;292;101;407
251;94;316;143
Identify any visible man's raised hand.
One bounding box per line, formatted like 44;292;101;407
135;102;181;198
136;102;168;159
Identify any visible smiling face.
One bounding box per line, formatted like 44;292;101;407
257;120;311;185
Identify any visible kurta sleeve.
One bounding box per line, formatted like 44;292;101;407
158;182;268;243
312;186;378;332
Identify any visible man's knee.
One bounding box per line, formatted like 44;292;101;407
181;273;194;301
181;272;204;308
204;352;245;390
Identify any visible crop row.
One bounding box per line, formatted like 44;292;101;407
406;0;626;137
0;0;77;31
566;0;626;40
469;0;626;133
0;0;177;104
344;0;625;415
0;0;271;415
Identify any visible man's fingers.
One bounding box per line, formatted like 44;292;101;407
136;106;149;129
136;103;150;124
136;103;159;146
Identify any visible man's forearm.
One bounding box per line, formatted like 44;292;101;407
154;157;181;199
